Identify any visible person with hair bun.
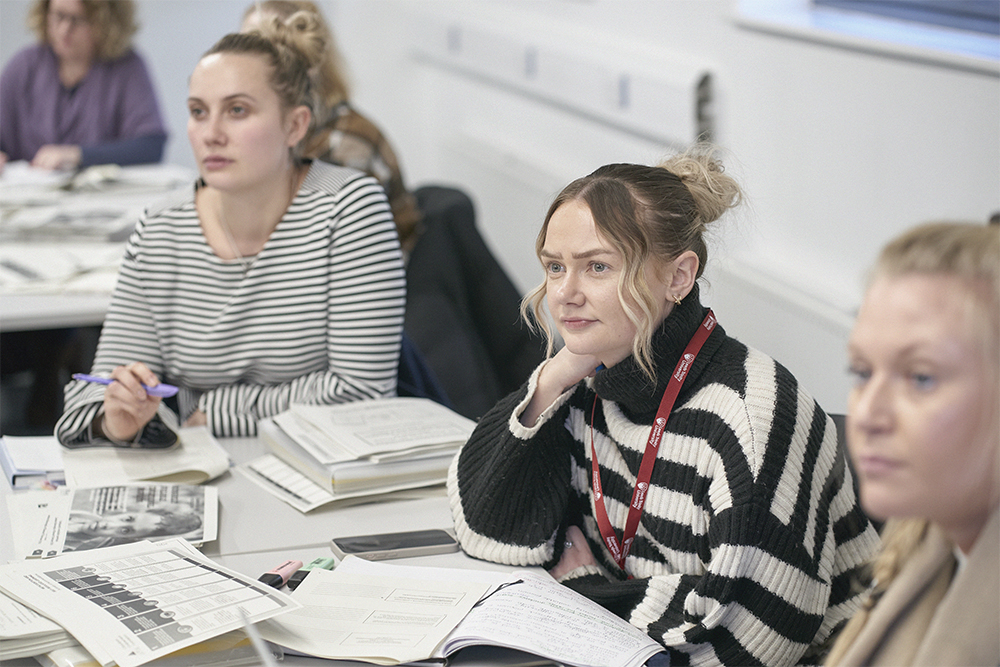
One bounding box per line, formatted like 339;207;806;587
826;222;999;667
55;27;405;448
241;0;422;253
0;0;166;171
447;147;879;665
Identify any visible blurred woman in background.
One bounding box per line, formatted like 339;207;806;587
0;0;168;431
0;0;166;171
241;0;422;253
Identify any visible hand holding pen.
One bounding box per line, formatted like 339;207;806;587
76;363;175;443
73;373;179;398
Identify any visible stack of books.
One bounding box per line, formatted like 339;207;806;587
260;397;477;499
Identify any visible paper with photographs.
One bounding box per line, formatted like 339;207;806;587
7;483;218;559
0;538;299;667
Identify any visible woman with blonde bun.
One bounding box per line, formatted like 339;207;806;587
241;0;422;253
448;146;880;665
56;23;405;448
826;222;999;666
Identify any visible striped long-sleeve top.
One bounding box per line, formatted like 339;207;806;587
56;161;406;445
447;287;880;666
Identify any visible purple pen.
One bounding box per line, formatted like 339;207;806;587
72;373;179;398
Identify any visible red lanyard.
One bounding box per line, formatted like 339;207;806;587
589;310;717;573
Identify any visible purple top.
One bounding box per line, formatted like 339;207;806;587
0;44;167;167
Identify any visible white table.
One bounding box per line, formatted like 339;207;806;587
201;436;462;564
0;293;112;332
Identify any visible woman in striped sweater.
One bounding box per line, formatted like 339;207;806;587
56;22;405;447
447;148;879;665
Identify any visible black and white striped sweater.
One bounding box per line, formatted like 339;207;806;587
448;289;879;666
56;161;406;444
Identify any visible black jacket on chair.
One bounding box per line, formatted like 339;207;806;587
405;186;546;420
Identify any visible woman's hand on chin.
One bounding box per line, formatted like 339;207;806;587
549;525;597;579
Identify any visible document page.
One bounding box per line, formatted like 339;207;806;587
0;538;299;667
8;484;218;559
0;242;123;294
0;590;76;660
258;556;507;665
61;425;230;486
258;557;662;667
285;397;475;461
239;453;336;512
443;570;664;667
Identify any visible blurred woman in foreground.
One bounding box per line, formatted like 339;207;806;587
827;221;999;666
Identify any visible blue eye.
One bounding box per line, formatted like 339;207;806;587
592;262;608;273
546;262;563;274
910;373;936;391
847;365;871;386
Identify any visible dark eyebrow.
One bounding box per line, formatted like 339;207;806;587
539;248;615;260
187;93;257;105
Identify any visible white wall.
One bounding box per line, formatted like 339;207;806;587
3;0;998;412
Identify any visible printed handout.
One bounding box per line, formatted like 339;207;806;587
7;483;218;559
0;591;76;661
0;538;299;667
258;556;505;664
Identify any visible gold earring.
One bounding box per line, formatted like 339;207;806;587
673;294;682;306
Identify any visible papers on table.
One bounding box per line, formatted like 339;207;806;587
258;398;475;505
275;398;474;464
61;426;231;487
258;557;664;667
437;570;665;667
258;556;505;664
0;160;72;206
0;162;195;296
0;162;193;235
6;483;219;560
238;454;445;513
0;590;76;661
0;241;124;294
0;538;299;667
238;453;335;512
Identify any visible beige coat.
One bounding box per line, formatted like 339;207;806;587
827;507;1000;666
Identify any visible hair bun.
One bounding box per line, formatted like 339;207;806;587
253;9;326;72
659;144;742;226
